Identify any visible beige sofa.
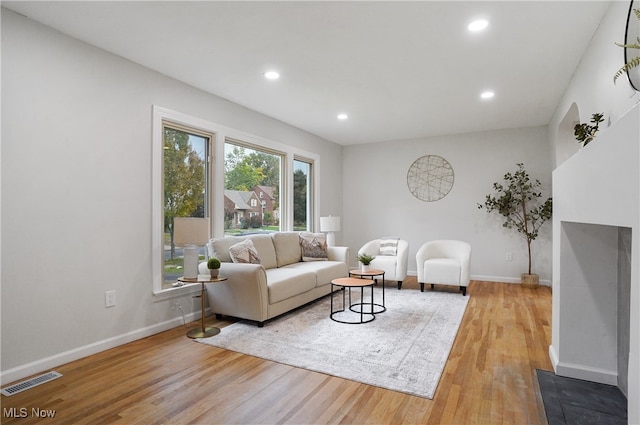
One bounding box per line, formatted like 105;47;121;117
198;232;349;327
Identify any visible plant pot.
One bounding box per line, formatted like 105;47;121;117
361;264;370;272
521;273;539;288
209;269;219;278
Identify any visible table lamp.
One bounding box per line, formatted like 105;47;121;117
320;216;341;247
174;217;209;279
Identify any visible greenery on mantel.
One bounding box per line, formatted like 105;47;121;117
477;163;552;276
574;113;605;146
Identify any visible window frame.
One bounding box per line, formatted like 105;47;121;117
293;156;315;232
152;106;320;298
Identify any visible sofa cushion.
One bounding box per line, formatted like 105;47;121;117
210;236;244;263
210;234;277;268
266;268;316;303
299;232;328;262
245;234;277;269
283;261;348;288
424;258;461;284
229;239;261;264
370;255;398;279
271;232;302;267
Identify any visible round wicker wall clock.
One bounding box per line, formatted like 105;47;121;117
406;155;455;202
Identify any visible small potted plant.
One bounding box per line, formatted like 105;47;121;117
574;113;604;147
207;257;221;278
357;254;375;272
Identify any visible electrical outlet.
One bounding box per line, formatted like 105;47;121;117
505;252;513;262
105;290;116;308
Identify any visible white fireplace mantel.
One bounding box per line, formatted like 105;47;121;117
551;104;639;419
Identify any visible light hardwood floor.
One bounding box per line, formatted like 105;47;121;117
1;278;552;425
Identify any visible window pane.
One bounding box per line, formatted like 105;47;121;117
224;141;281;235
293;159;312;231
163;127;208;285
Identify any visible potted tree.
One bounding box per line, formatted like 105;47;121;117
207;257;221;278
357;254;375;272
478;163;552;287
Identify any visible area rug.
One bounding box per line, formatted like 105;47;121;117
196;287;469;399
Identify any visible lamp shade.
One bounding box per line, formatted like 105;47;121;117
174;217;209;246
320;216;341;232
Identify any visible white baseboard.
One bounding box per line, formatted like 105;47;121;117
548;344;617;385
0;311;202;386
407;272;550;286
471;274;552;286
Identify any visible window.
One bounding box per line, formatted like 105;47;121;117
153;106;320;296
162;124;210;288
293;158;313;231
223;140;281;234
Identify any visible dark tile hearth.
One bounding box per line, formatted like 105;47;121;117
537;370;627;425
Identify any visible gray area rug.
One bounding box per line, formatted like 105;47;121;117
197;287;469;399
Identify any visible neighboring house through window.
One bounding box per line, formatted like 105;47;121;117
153;106;319;295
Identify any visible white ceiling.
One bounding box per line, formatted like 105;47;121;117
3;1;611;145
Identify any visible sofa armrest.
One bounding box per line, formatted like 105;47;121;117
204;262;269;323
328;246;350;263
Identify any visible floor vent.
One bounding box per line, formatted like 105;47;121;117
1;371;63;396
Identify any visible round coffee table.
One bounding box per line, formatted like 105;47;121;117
349;268;386;314
330;277;375;324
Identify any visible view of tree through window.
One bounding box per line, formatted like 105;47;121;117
224;141;281;235
293;159;312;231
163;126;209;284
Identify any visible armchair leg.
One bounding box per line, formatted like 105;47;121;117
431;283;435;290
397;280;402;290
460;286;466;296
419;282;424;292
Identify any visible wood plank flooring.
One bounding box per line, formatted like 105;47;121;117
1;279;552;424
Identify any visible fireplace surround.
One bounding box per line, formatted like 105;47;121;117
551;104;638;420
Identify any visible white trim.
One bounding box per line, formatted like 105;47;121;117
549;344;618;386
152;106;321;295
0;311;205;385
470;274;552;286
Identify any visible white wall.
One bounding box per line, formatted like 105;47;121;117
548;2;640;423
342;126;553;283
549;1;640;168
0;9;343;382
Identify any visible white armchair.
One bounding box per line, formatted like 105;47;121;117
416;240;471;296
358;238;409;289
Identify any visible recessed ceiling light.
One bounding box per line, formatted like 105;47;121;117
480;90;495;100
337;113;348;120
264;71;280;80
468;19;489;32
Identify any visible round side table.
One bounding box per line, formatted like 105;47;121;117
178;275;228;338
349;268;386;313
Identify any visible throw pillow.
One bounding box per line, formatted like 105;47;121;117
229;239;261;264
379;237;400;256
299;232;329;262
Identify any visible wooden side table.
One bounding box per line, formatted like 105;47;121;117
349;268;386;313
178;275;227;338
330;277;375;324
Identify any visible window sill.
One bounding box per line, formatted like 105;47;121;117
153;282;201;301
